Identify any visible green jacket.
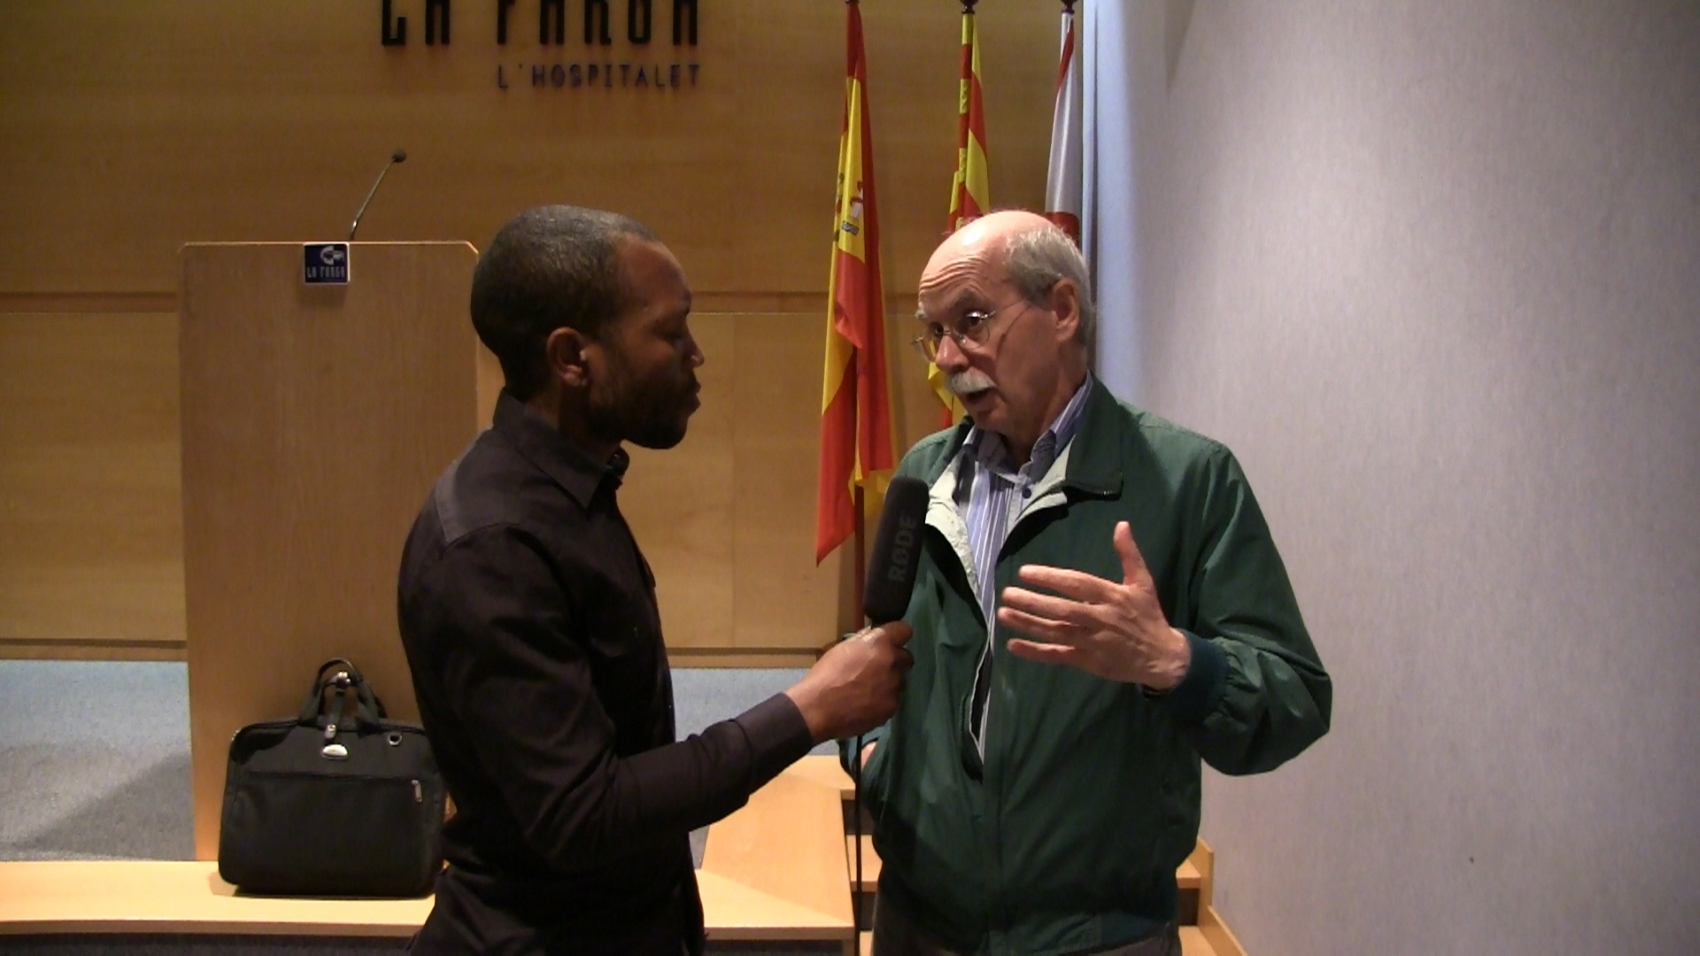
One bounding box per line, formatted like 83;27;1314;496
847;381;1331;955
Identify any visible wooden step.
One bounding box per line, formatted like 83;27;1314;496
0;761;862;947
1199;904;1248;956
855;922;1219;956
0;755;1243;956
845;833;879;891
1180;925;1216;955
794;750;1247;956
0;861;430;936
843;832;1205;895
698;763;855;943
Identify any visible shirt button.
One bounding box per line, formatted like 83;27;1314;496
1021;487;1032;498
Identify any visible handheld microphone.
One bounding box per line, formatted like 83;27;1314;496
348;149;407;241
849;475;927;944
862;476;928;625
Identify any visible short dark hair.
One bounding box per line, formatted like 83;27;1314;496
470;205;656;400
1003;223;1097;355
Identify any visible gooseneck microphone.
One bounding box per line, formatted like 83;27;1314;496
850;475;928;944
348;149;407;241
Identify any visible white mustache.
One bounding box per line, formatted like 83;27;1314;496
947;370;995;396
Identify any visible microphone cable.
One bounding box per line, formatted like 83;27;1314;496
852;729;864;950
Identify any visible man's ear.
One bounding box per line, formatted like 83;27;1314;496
545;326;594;389
1050;279;1082;343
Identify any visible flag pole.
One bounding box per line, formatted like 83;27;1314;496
849;479;866;956
853;483;867;622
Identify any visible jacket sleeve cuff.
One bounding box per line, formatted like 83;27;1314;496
738;692;817;786
1154;630;1228;725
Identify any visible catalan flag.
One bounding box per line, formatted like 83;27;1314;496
933;1;990;424
816;0;895;564
1045;0;1084;247
947;2;991;233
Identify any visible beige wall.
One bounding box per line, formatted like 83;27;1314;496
0;0;1060;660
1103;1;1700;953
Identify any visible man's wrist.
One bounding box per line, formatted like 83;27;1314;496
1140;627;1192;694
783;684;828;744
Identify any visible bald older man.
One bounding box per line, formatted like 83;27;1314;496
846;211;1332;956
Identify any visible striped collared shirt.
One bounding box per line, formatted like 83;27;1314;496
957;374;1093;753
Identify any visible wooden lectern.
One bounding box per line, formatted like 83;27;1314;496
178;242;488;860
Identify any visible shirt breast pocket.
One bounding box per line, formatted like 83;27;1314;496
579;578;662;707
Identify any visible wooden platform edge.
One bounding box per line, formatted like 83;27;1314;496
1191;839;1214;909
696;870;853;942
0;639;187;662
0;861;858;943
1199;905;1248;956
0;861;428;938
0;760;860;943
699;763;854;930
0;756;1249;956
842;818;1205;893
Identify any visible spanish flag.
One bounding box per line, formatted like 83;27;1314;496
816;0;894;565
933;1;989;425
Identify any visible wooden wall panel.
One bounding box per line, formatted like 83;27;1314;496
0;1;1057;297
0;0;1061;659
0;313;185;648
619;312;853;656
620;314;737;650
0;302;942;657
729;313;846;651
621;308;939;657
179;242;479;858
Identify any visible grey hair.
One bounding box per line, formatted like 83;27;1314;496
1002;223;1096;355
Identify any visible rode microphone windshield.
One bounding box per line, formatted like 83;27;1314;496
862;476;929;625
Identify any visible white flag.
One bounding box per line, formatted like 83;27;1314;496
1044;3;1083;247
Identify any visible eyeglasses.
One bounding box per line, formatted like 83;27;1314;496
911;298;1032;363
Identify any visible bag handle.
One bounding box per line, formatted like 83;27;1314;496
297;658;388;733
297;658;360;722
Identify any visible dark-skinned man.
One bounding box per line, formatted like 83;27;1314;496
848;210;1331;956
399;205;912;956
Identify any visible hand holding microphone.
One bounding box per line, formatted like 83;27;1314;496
784;477;928;744
787;622;912;744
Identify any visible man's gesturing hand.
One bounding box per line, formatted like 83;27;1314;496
997;521;1191;690
786;623;913;744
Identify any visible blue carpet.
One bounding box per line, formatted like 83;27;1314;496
0;661;825;863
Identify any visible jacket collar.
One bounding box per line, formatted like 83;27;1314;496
939;377;1126;500
1059;378;1125;499
492;390;627;510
